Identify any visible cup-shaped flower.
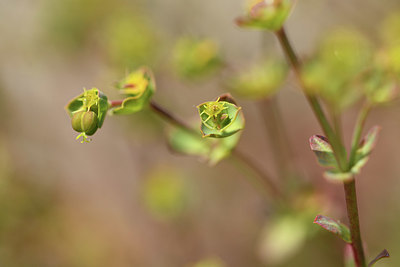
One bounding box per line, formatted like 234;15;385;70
197;94;245;138
65;88;109;143
111;67;156;115
235;0;295;31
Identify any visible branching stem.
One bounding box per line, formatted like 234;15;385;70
274;27;366;266
147;100;284;200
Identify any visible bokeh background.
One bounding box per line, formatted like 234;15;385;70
1;0;400;266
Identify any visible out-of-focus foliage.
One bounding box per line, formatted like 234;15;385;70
0;150;62;267
103;12;158;69
43;0;158;69
257;194;320;265
172;37;222;80
191;257;226;267
142;166;189;221
302;28;373;112
43;0;117;51
168;125;241;165
381;11;400;76
228;59;288;100
236;0;295;31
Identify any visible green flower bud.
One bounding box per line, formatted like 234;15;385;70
71;111;99;136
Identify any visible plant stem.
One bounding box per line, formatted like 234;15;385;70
232;149;284;201
147;100;283;199
348;104;371;168
274;27;366;266
274;27;347;170
149;100;198;136
344;178;366;267
258;98;293;180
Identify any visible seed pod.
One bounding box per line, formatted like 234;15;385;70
71;111;99;136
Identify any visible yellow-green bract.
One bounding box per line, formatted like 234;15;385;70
65;88;109;143
197;96;245;138
111;67;156;115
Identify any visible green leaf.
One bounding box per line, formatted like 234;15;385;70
111;67;155;115
197;95;245;138
235;0;294;31
368;249;390;267
313;215;351;243
168;125;241;166
168;128;210;157
309;135;337;167
351;126;381;174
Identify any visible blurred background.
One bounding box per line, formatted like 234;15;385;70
1;0;400;266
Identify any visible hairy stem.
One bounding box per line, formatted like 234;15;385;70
274;27;366;266
148;100;283;199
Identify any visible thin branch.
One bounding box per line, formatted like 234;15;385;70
148;100;283;199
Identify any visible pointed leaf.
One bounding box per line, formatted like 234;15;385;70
352;126;381;174
356;126;381;159
313;215;351;243
309;135;337;167
368;249;390;267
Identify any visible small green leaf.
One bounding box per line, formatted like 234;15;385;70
168;125;241;166
235;0;295;31
197;95;245;138
111;67;155;115
309;135;337;167
351;126;381;174
313;215;351;243
368;249;390;267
